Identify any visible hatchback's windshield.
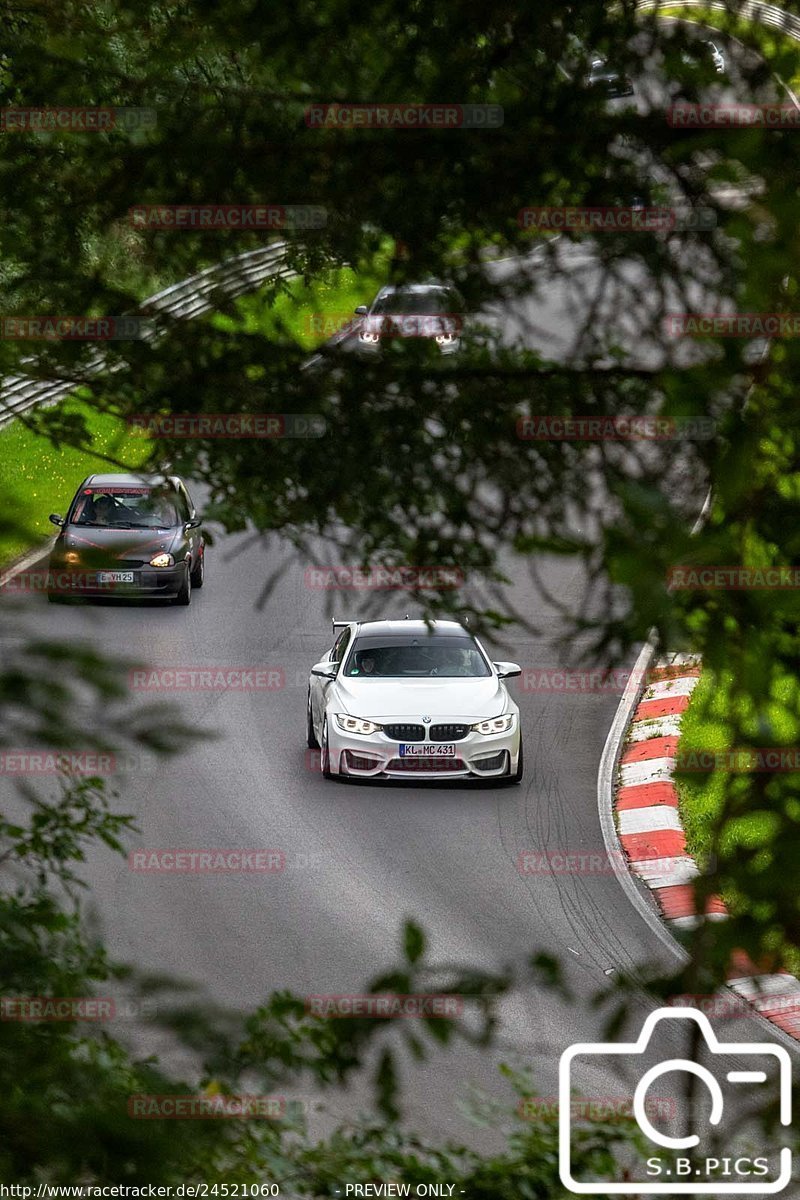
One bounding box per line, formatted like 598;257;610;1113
71;488;180;528
344;634;491;678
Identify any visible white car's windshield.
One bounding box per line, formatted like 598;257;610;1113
344;634;491;678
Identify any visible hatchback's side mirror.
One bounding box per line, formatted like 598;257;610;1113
185;517;202;529
49;513;65;527
354;305;368;316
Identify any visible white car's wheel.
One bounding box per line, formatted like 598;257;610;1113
321;717;333;779
509;740;524;784
306;689;319;749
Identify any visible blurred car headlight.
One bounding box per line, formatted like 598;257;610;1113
333;713;383;735
435;332;458;345
149;552;175;568
471;714;515;735
64;551;80;565
359;329;381;344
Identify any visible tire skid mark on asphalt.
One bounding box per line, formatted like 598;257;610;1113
525;694;673;1016
537;778;640;978
518;698;640;980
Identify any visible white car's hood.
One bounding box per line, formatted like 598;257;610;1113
334;676;509;721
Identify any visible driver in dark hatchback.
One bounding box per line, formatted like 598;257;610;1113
47;472;205;605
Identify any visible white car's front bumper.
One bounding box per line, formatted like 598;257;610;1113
326;720;520;781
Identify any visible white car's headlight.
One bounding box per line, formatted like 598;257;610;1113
149;552;175;568
470;713;515;735
333;713;383;736
359;329;381;344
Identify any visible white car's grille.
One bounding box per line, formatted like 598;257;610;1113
383;723;425;741
430;723;469;741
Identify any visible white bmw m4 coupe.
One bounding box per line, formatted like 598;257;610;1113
306;619;524;782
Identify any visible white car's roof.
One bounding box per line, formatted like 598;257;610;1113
344;619;470;637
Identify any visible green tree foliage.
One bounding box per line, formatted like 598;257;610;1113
1;0;800;1182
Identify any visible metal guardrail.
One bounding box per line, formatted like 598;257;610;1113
0;241;295;428
636;0;800;41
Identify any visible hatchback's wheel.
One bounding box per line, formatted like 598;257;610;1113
321;718;333;779
46;572;66;603
190;551;204;589
173;563;192;606
306;689;319;749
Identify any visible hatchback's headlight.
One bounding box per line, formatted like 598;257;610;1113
64;551;80;565
471;713;515;735
333;713;383;736
359;329;381;344
149;552;174;568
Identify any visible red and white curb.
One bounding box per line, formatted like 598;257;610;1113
612;653;800;1044
614;657;723;929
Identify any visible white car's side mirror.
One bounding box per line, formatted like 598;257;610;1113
493;661;522;679
311;661;338;679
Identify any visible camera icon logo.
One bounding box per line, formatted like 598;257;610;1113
559;1007;792;1194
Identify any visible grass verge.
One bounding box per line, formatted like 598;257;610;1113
675;666;800;972
0;256;388;561
0;251;390;566
212;254;391;348
0;398;151;567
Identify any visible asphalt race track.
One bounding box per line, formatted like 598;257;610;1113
2;538;676;1144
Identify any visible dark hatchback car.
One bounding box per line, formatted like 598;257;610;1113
47;473;205;605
